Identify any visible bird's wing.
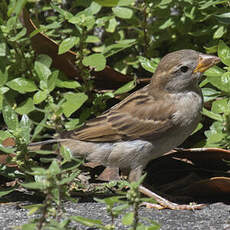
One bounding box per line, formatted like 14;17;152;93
67;87;176;142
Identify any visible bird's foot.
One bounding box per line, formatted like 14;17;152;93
139;185;205;210
141;201;205;210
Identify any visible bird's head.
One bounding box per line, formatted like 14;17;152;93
151;49;220;93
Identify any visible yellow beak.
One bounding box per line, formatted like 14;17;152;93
193;54;220;73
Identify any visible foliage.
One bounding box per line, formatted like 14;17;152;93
73;175;160;230
0;0;230;229
202;40;230;148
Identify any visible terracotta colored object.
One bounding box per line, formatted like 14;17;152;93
145;148;230;198
0;137;17;167
20;9;135;89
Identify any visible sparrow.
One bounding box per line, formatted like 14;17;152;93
30;49;220;210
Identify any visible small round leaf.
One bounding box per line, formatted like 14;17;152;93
82;54;106;71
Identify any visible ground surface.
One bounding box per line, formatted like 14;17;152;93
1;201;230;229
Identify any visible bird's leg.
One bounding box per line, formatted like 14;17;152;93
128;168;205;210
139;185;205;210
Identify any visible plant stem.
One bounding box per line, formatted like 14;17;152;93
132;202;139;230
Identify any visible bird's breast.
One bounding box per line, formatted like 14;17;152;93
172;90;203;133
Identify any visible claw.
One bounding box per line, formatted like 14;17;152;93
139;185;206;210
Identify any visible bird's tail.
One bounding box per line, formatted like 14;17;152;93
28;139;67;147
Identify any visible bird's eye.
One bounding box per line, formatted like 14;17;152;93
180;66;189;73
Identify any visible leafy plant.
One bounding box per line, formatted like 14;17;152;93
202;40;230;149
72;176;160;230
21;146;82;230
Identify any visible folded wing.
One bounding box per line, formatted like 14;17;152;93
67;87;176;142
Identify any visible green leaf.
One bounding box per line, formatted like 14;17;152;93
68;13;95;30
192;122;203;134
0;86;9;95
216;12;230;24
112;204;129;215
58;37;79;55
7;78;38;94
103;39;136;57
114;78;136;95
112;7;133;19
22;181;49;190
71;216;102;227
207;71;230;93
10;0;27;17
33;90;48;104
204;45;218;53
2;100;18;130
85;35;100;43
213;26;225;39
211;98;229;114
218;40;230;66
21;223;37;230
139;56;160;73
64;118;80;130
96;0;135;7
39;80;47;91
49;160;61;175
82;53;106;71
61;159;82;171
4;16;16;32
94;0;119;7
205;121;224;147
32;113;48;140
201;87;220;102
94;196;122;206
48;70;58;92
51;187;60;204
159;18;173;30
157;0;173;7
106;17;118;32
204;65;225;77
202;108;223;121
200;78;208;88
9;28;26;42
122;212;134;226
118;0;136;6
56;77;81;89
40;21;62;30
23;204;43;215
31;150;55;155
60;145;72;162
15;98;35;115
59;172;79;185
34;61;51;80
0;144;16;154
50;3;73;20
0;130;13;142
36;54;52;68
38;157;55;163
0;68;8;86
32;168;48;175
0;130;12;142
19;114;31;144
96;16;111;27
62;92;88;117
199;0;223;10
0;42;6;56
86;1;102;15
141;218;161;230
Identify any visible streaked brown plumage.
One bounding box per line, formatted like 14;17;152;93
30;50;220;209
66;86;175;142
